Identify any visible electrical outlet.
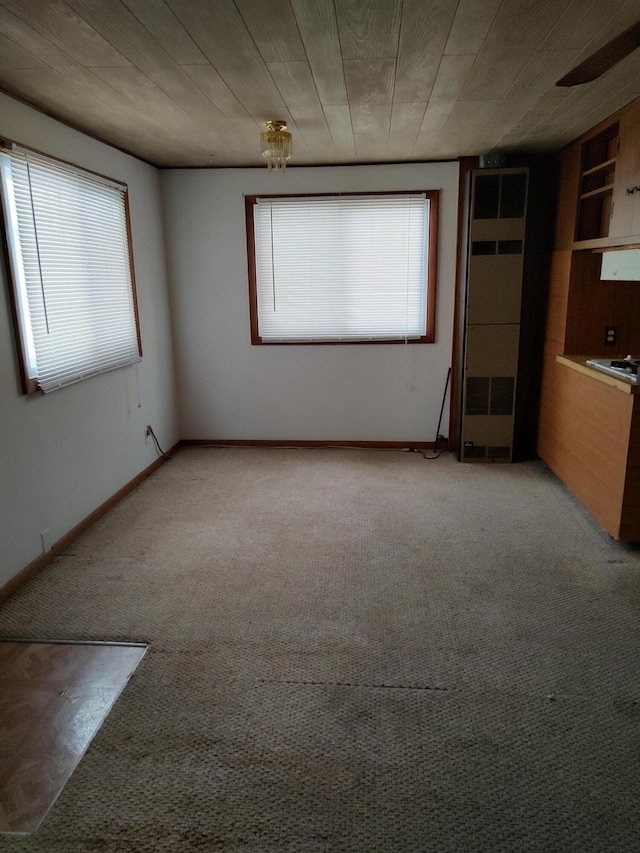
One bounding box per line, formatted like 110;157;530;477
605;326;617;345
145;425;152;444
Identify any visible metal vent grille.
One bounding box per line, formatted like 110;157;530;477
465;377;490;415
499;172;527;218
471;240;496;255
466;377;515;416
463;444;487;459
488;446;511;459
490;377;515;415
497;239;523;254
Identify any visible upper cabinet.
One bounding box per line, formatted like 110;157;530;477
575;122;618;242
555;97;640;250
609;101;640;240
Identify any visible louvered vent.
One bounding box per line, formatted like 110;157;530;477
497;240;523;254
465;377;490;415
463;444;487;459
488;446;511;459
466;377;515;416
471;240;496;255
490;377;515;415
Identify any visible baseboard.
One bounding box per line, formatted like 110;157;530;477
182;439;444;450
0;443;180;607
0;437;448;605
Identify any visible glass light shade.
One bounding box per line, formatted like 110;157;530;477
260;121;292;172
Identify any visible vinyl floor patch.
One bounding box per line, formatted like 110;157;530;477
0;640;146;834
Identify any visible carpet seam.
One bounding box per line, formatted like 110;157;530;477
257;678;451;691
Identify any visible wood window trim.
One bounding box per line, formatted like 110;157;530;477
245;189;439;346
0;227;37;394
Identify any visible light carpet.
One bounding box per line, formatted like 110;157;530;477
1;448;639;852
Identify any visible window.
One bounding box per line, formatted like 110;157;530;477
0;144;141;394
246;191;438;344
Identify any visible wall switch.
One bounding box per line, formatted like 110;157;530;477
605;327;617;344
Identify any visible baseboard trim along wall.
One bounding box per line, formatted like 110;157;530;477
182;439;441;450
0;444;180;606
1;438;448;605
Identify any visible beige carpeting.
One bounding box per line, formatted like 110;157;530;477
1;447;640;851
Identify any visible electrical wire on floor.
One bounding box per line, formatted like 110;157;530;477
407;441;447;461
406;365;451;461
147;426;173;460
166;366;453;461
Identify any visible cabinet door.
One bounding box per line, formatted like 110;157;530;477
610;102;640;239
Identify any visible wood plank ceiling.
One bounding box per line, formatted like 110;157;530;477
0;0;639;168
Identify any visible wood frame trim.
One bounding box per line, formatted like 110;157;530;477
0;437;452;605
0;142;142;394
245;190;439;345
450;157;478;454
0;443;179;606
182;439;447;450
3;140;129;188
0;180;36;394
123;188;143;359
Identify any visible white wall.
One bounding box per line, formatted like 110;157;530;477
162;162;459;442
0;94;178;588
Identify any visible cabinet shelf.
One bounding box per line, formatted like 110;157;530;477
576;123;619;241
580;183;614;200
582;157;617;178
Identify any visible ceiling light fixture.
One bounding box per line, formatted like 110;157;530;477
260;120;292;172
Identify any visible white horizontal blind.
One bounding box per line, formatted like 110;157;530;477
0;149;141;392
254;194;429;342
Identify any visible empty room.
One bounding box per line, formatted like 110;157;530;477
1;1;640;850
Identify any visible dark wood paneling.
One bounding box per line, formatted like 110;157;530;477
564;251;640;356
544;250;572;352
554;144;582;250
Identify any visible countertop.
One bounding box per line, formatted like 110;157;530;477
556;355;640;394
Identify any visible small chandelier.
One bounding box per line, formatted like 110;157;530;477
260;120;292;172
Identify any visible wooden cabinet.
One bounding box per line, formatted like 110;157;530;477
537;95;640;541
537;356;640;541
609;101;640;239
553;146;581;251
575;122;618;242
554;98;640;250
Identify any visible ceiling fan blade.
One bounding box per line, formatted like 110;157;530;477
556;19;640;86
